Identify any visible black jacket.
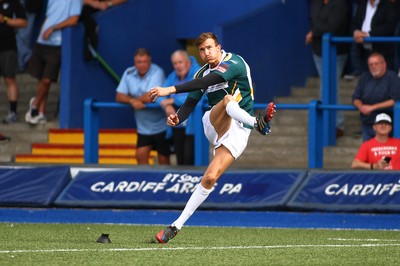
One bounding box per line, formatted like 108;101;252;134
310;0;351;56
352;0;397;56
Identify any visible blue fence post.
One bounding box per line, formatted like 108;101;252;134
193;98;209;166
308;100;323;169
84;98;99;164
394;101;400;138
322;33;336;147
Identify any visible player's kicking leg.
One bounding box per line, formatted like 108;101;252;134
155;225;180;243
255;102;276;135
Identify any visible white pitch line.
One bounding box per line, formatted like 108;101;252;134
328;238;400;242
1;243;400;254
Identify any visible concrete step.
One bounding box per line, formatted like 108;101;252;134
0;120;60;162
275;95;353;105
269;109;360;128
232;143;361;170
291;86;355;98
247;130;362;148
248;133;307;146
233;145;308;169
323;156;354;170
335;135;363;147
0;74;60;119
324;146;360;157
0;120;59;137
323;146;360;170
0;142;32;155
0;154;13;162
306;77;359;88
262;125;308;136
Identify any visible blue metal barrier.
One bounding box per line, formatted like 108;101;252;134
83;100;308;166
84;99;400;168
308;101;400;168
83;98;209;166
322;34;400;147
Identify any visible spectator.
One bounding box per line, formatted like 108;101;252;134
389;0;400;75
352;0;397;73
80;0;126;60
115;48;170;165
16;0;44;72
344;0;363;80
161;50;201;165
352;52;400;141
352;113;400;170
0;0;27;124
305;0;350;137
0;132;11;144
25;0;82;125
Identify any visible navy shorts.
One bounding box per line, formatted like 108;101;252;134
137;131;170;156
0;50;18;77
28;44;61;82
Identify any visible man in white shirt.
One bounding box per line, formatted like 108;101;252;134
352;0;397;72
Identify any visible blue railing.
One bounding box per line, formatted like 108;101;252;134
83;98;209;166
321;34;400;147
84;99;400;168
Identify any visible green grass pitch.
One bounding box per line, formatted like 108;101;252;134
1;223;399;265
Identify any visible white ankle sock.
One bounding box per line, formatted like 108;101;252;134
226;101;256;127
172;183;212;230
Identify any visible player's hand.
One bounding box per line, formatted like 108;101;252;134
167;113;179;126
149;86;176;102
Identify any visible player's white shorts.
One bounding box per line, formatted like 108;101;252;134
202;110;251;159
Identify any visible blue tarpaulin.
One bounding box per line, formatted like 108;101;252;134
287;171;400;212
0;166;71;206
55;170;306;209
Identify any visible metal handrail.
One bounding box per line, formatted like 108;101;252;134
83;99;400;168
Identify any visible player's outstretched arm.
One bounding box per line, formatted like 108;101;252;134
149;86;176;102
167;113;180;127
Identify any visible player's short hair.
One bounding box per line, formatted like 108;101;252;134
195;32;219;47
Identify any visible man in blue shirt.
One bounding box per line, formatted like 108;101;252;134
25;0;82;125
161;50;201;165
116;48;170;165
352;52;400;141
